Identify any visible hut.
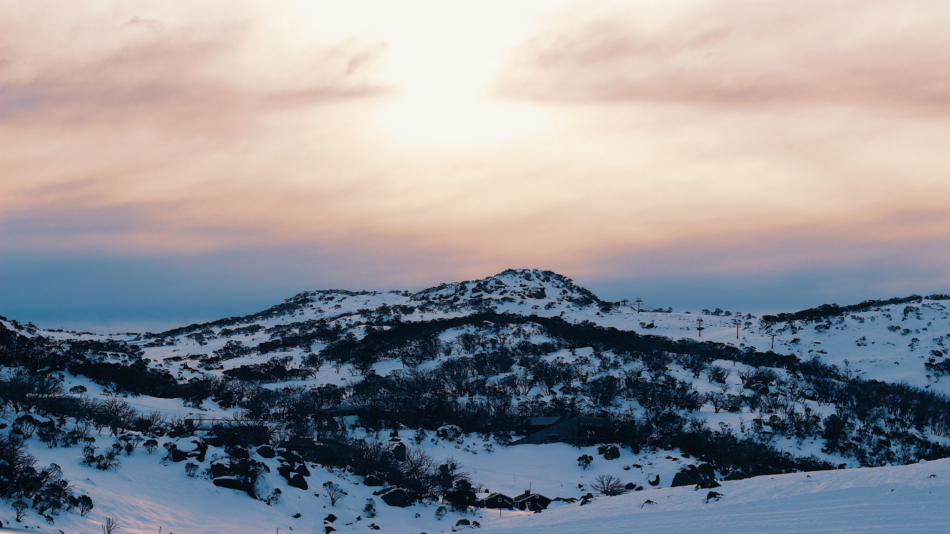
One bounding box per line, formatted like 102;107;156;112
513;490;552;512
513;416;610;446
481;492;514;509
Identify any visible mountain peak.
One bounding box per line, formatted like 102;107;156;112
411;268;603;308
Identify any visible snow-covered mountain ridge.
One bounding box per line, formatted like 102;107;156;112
2;268;950;533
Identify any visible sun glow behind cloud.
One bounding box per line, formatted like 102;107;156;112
3;0;950;327
372;1;548;147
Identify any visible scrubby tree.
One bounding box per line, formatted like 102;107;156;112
577;454;593;470
363;498;377;518
68;494;94;516
592;474;626;496
323;481;344;506
13;500;28;522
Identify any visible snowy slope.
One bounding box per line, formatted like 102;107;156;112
61;269;944;396
3;269;950;533
484;459;950;534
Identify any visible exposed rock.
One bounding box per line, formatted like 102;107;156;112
391;441;407;462
256;445;276;459
436;425;462;441
229;446;250;460
597;445;620;460
213;477;255;498
379;487;415;507
673;465;720;489
288;474;308;490
671;472;697;488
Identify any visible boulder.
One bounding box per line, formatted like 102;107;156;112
671;472;697;488
213;476;254;498
648;474;660;486
597;445;620;460
436;425;462;441
210;461;229;479
193;441;209;462
379;487;414;508
170;448;189;463
363;474;384;487
674;465;720;489
288;474;308;490
278;449;303;465
391;441;407;462
256;445;276;459
228;446;250;460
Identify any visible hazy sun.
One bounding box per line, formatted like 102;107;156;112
378;93;544;148
372;2;546;148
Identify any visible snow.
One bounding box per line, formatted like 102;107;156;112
483;459;950;534
4;270;950;532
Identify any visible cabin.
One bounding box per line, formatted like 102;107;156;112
512;490;552;512
524;416;562;433
513;416;610;446
480;492;514;509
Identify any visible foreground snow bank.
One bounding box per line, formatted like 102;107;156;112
483;459;950;534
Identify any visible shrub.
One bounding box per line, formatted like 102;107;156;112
323;481;344;506
592;474;626;496
577;454;593;470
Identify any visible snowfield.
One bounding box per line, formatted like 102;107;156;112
484;459;950;534
2;269;950;533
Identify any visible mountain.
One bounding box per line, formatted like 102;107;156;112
2;268;950;532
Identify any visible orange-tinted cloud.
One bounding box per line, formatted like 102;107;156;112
498;0;950;115
2;0;949;329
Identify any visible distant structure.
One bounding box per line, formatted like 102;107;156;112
512;416;609;446
480;492;514;509
513;490;552;511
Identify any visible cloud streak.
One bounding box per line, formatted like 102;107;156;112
2;0;949;327
499;0;950;114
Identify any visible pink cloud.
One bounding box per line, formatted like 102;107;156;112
498;0;950;114
0;12;389;126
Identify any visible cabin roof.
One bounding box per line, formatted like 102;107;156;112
526;416;561;426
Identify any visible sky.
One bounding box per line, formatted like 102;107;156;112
2;0;950;331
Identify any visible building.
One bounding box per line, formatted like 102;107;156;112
513;416;610;446
512;490;552;511
480;493;514;509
